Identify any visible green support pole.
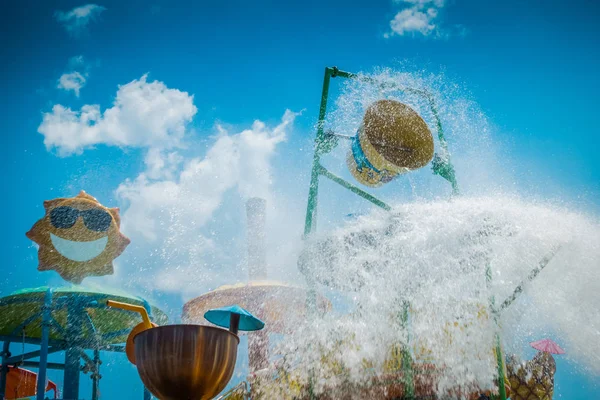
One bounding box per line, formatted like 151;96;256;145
304;66;333;237
486;265;507;400
499;246;561;312
429;96;459;195
91;348;101;400
318;165;390;210
401;301;414;399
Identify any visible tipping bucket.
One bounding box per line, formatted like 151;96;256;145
347;99;434;187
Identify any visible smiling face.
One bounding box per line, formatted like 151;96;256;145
26;191;130;283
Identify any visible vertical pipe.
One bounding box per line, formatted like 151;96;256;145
428;95;459;195
0;340;10;398
485;264;507;400
304;67;333;237
91;348;100;400
246;198;269;373
36;289;53;400
229;314;241;336
494;336;507;400
303;67;334;321
400;301;414;399
63;300;81;400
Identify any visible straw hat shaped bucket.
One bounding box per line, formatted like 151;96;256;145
347;99;435;187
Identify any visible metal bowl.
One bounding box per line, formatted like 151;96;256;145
134;325;239;400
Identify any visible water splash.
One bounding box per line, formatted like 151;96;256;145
270;196;600;398
262;69;600;398
323;67;511;200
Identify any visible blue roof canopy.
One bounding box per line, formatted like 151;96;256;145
204;304;265;332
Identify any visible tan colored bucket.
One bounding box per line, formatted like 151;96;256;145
347;100;434;187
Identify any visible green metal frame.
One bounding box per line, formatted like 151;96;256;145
303;66;458;237
301;66;510;400
486;264;508;400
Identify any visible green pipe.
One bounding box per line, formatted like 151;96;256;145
400;301;415;399
428;96;459;195
494;334;507;400
304;67;333;236
499;246;561;312
329;66;354;79
428;96;448;149
333;67;429;98
318;165;391;211
91;348;101;400
485;264;507;400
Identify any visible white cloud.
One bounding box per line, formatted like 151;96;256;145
58;56;93;96
388;7;437;37
39;72;300;299
116;109;298;242
57;71;86;96
38;74;197;155
114;110;299;298
144;148;183;180
55;4;106;37
386;0;446;38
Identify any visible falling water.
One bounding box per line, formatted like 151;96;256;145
256;69;600;399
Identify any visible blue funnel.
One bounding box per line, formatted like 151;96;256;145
204;305;264;334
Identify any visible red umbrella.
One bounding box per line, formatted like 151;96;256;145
1;366;58;400
530;338;565;355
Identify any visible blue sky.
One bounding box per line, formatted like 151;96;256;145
1;0;599;398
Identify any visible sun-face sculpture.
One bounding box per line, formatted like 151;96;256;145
26;191;130;284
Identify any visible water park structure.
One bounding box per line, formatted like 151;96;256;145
0;66;566;400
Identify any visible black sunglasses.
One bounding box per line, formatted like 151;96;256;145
50;206;112;232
